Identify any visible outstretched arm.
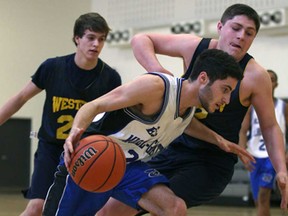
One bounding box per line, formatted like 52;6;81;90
63;74;165;168
184;117;255;163
130;33;201;75
0;81;42;125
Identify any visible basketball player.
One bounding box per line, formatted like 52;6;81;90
239;69;288;216
97;3;288;216
55;49;251;216
0;12;121;216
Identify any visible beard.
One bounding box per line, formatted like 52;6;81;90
198;84;214;113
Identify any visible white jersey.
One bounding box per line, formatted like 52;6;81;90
88;72;195;163
247;99;286;158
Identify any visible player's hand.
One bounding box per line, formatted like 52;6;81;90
239;155;255;172
63;127;84;168
216;137;256;164
275;172;288;211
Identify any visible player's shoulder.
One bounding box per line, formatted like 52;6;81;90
239;59;271;105
144;72;177;85
244;58;269;81
41;53;73;69
100;59;120;76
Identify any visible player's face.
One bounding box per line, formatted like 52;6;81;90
199;77;238;113
217;15;257;62
268;72;278;92
75;29;106;61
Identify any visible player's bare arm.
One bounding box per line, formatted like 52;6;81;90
131;33;201;75
238;107;251;149
64;74;165;165
248;65;286;172
238;107;255;171
243;60;288;209
0;81;42;125
184;117;255;163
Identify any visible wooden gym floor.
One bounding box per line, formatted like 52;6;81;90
0;192;286;216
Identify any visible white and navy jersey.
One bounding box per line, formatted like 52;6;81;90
85;72;196;163
247;99;286;158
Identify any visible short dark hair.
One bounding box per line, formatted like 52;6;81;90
189;49;243;83
267;69;278;82
73;12;111;46
221;4;260;33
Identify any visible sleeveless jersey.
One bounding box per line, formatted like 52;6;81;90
178;38;253;159
32;53;121;146
85;72;196;163
247;99;286;158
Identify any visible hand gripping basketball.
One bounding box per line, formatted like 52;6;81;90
68;135;126;192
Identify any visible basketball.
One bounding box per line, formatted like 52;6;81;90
68;135;126;192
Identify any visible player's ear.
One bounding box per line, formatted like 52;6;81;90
74;36;80;46
217;21;223;33
275;82;278;88
198;71;208;84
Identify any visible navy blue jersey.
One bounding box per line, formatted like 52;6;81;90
32;53;121;145
178;38;253;157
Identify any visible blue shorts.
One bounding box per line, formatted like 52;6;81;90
22;141;63;199
249;157;276;200
147;137;236;207
56;160;169;216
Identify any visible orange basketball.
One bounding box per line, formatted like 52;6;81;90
68;135;126;192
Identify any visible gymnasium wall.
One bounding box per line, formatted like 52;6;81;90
0;0;91;175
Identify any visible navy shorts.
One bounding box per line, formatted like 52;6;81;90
22;141;63;199
147;141;236;207
56;160;169;216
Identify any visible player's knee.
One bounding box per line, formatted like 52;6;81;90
166;197;187;216
258;188;271;203
20;199;44;216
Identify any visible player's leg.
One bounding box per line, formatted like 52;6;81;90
257;187;272;216
111;161;186;216
138;184;186;216
98;188;186;216
56;176;111;216
43;159;68;216
249;158;261;207
98;144;234;216
19;199;44;216
147;143;235;207
256;158;276;216
20;141;63;216
96;198;138;216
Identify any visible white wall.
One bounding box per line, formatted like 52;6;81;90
249;35;288;98
0;0;91;175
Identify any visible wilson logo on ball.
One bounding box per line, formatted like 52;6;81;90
69;135;126;192
70;146;97;177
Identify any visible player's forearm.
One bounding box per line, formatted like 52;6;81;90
131;34;168;74
238;130;248;149
263;126;287;174
72;102;100;132
0;96;26;125
184;117;224;145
